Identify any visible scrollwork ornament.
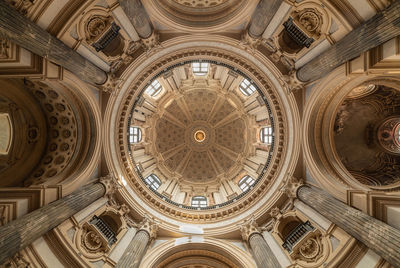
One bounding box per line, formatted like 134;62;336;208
283;70;304;93
141;32;160;52
240;31;261;52
299;238;320;260
281;175;304;200
99;174;120;199
2;253;31;268
139;217;159;240
239;218;260;242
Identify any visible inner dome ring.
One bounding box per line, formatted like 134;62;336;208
127;59;275;207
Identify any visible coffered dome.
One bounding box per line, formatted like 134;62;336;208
128;61;274;208
152;80;250;185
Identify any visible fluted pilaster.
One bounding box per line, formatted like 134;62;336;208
116;218;158;268
115;230;149;268
297;185;400;268
248;0;282;38
248;233;281;268
297;0;400;82
240;219;281;268
0;182;106;264
119;0;153;39
0;1;107;85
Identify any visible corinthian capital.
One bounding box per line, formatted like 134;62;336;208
139;217;159;240
99;174;120;198
283;70;304;93
239;218;261;242
281;175;304;200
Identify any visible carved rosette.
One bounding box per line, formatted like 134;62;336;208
2;252;31;268
282;175;304;200
240;218;261;242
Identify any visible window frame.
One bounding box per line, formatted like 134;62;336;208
145;79;163;97
192;62;209;76
191;196;207;207
238;175;255;192
260;126;273;144
144;174;162;191
129;126;142;143
239;78;257;96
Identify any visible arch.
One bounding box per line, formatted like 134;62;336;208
140;237;256;268
303;67;400;199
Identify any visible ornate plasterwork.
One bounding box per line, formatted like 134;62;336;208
105;35;299;225
142;0;257;33
2;253;31;268
281;175;304;200
138;217;159;240
150;85;250;185
99;174;121;198
23;80;78;186
0;39;10;60
173;0;228;7
239;218;260;242
5;0;35;16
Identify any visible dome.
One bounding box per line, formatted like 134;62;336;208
127;61;275;208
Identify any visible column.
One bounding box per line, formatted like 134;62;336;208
116;218;158;268
118;0;153;39
248;0;282;38
284;176;400;268
297;0;400;82
240;219;281;268
0;1;107;85
0;176;116;264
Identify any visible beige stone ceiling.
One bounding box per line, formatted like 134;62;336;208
154;87;247;184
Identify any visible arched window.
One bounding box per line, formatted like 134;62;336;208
192;62;209;76
238;175;255;192
191;196;207;207
239;78;256;96
145;79;163;97
144;174;161;190
129;127;142;143
260;127;273;144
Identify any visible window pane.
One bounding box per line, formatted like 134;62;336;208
144;174;161;190
192;62;209;76
192;196;207;207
